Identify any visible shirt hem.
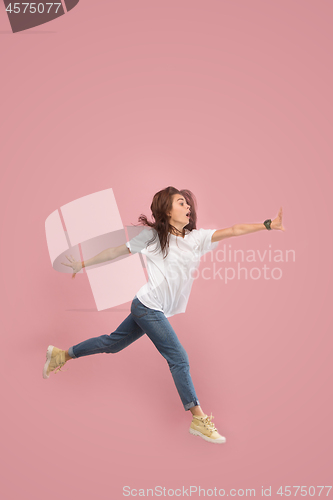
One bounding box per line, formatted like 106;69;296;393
136;294;165;315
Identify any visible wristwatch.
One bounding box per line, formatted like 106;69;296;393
263;219;272;230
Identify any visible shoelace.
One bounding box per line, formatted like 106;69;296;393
54;363;67;374
202;414;217;432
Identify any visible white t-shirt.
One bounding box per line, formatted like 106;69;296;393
126;227;218;318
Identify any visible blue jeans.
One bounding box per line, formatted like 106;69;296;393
68;296;200;411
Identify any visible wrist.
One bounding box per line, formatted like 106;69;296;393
81;261;85;268
263;219;272;230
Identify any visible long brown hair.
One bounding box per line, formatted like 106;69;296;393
132;186;198;259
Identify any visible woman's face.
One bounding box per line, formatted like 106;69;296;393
167;194;191;228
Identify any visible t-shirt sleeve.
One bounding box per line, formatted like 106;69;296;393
197;228;219;256
125;227;155;255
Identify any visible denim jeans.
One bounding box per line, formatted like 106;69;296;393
68;296;200;411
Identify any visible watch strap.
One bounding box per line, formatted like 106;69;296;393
263;219;272;230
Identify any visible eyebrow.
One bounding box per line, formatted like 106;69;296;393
177;198;187;203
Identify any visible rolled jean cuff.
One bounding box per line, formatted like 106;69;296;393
184;400;200;411
68;346;77;359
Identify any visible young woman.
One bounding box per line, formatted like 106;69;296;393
43;186;285;444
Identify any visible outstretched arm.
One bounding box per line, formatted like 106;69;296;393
212;207;285;243
61;243;131;279
83;243;131;267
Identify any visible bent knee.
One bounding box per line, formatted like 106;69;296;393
168;349;190;370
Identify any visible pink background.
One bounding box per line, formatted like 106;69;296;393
1;1;332;499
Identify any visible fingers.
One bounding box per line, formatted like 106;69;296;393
278;207;283;221
61;254;80;277
61;262;73;267
65;254;78;263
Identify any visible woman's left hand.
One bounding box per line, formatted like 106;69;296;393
271;207;285;231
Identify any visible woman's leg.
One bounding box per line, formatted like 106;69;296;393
67;311;146;359
190;405;206;416
131;297;200;412
43;303;147;379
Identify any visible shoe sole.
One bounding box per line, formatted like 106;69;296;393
189;427;226;444
43;345;54;379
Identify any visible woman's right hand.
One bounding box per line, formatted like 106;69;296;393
61;255;82;279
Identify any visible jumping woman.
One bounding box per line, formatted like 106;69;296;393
43;186;285;444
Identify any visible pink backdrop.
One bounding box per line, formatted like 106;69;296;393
0;1;332;499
